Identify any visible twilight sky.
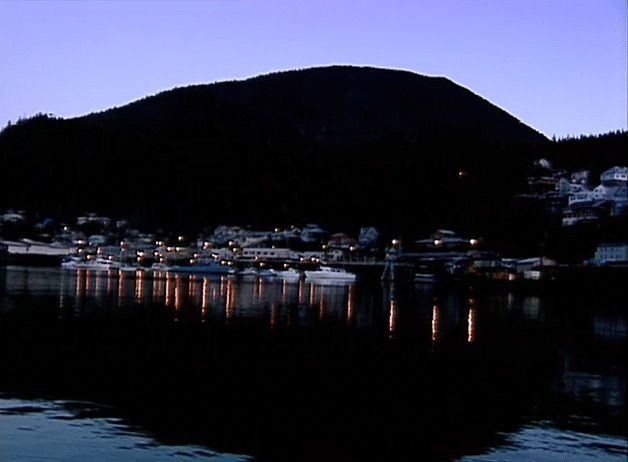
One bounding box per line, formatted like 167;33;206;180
0;0;625;138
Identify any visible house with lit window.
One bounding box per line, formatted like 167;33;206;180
563;166;628;226
593;243;628;265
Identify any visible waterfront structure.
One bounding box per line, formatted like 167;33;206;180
0;239;74;257
239;247;292;261
1;210;26;224
562;202;609;227
380;230;487;282
562;166;628;226
300;224;327;243
358;227;380;248
519;161;628;222
601;166;628;184
76;213;111;228
593;243;628;265
328;233;357;250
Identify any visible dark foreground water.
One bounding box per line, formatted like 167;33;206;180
0;266;625;461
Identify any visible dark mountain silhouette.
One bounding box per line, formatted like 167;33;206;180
550;131;627;173
0;65;548;239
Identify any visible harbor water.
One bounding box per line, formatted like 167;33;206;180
0;266;625;461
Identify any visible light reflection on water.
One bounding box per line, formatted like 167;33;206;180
0;265;626;461
3;265;627;353
2;264;626;349
6;267;368;326
2;266;493;341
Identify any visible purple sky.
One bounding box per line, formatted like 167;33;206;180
0;0;625;137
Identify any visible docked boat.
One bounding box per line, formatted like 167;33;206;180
304;266;356;282
238;267;259;279
275;267;303;281
237;266;278;279
86;256;120;271
61;255;88;270
150;262;172;271
257;268;278;279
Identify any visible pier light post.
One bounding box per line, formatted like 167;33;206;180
381;239;401;281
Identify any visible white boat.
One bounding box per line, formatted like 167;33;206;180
304;266;356;282
86;256;120;271
237;267;277;279
61;256;88;270
275;268;303;281
238;267;259;279
257;268;277;279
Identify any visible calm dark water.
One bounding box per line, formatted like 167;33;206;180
0;266;625;461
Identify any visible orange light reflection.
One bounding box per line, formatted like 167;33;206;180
270;303;278;329
225;279;235;321
388;299;397;335
165;275;174;307
76;270;85;298
347;285;355;325
468;308;476;343
431;305;439;343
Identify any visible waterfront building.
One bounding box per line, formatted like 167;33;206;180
270;227;301;242
563;165;628;226
562;202;609;227
76;213;111;228
593;243;628;265
600;166;628;185
300;224;327;243
239;247;292;261
358;227;380;248
87;234;108;247
556;177;589;196
0;239;74;258
328;233;357;250
1;210;26;223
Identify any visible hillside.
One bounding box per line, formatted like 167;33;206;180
0;65;548;238
550;131;627;173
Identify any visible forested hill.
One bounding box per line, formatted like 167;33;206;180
550;131;627;174
0;65;548;235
